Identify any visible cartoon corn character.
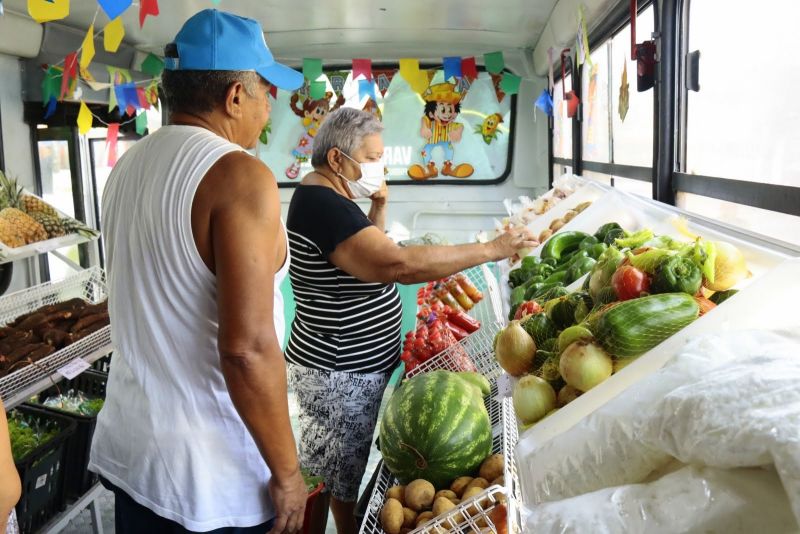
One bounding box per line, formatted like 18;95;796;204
475;113;504;144
407;83;474;180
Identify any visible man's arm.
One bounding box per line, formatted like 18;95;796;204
207;153;305;533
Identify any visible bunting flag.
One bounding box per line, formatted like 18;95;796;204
104;17;125;53
136;86;150;109
80;25;95;70
42;65;62;105
373;69;395;97
80;67;111;91
106;122;120;166
499;73;521;96
27;0;69;23
139;0;158;28
43;96;57;120
484;51;505;74
98;0;132;21
327;70;349;96
309;80;326;100
534;88;554;117
461;57;478;82
77;100;92;134
358;78;376;102
302;58;323;81
490;72;506;102
140;53;164;77
145;80;160;108
60;52;78;100
135;111;148;135
443;56;462;81
352;58;373;80
577;5;592;68
107;66;132;111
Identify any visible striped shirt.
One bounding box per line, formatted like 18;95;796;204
427;118;457;144
285;185;402;374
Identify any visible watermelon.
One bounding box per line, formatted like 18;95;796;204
379;371;492;488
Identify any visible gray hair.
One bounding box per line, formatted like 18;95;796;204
311;107;384;167
161;70;263;115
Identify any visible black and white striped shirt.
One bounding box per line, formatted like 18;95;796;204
285;186;402;374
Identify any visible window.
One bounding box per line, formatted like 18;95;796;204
258;67;513;185
685;0;800;187
581;46;610;163
552;77;573;160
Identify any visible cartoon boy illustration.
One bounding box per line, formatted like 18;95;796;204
407;83;474;180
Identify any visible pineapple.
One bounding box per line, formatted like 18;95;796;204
29;211;67;238
0;208;47;246
22;194;58;217
60;217;99;238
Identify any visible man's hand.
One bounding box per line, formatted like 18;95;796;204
370;181;388;207
267;468;307;534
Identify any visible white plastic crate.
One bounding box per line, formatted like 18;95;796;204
359;383;509;534
501;397;521;534
406;321;503;381
0;266;112;409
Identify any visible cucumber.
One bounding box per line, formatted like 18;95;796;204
595;293;700;359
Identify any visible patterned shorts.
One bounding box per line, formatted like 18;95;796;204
288;364;389;502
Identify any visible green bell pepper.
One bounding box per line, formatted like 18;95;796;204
603;227;627;246
651;255;703;295
541;258;558;267
540;231;593;262
578;235;599;251
511;286;527;306
588;243;608;259
565;257;597;284
542;270;568;285
521;255;540;270
594;222;623;242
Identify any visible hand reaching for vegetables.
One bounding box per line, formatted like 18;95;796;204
491;228;539;260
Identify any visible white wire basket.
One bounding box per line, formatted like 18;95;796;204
0;266;112;408
360;382;510;534
502;397;521;534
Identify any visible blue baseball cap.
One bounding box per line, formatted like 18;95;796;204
165;9;303;91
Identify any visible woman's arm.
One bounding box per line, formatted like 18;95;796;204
0;398;21;532
329;225;536;285
367;181;389;232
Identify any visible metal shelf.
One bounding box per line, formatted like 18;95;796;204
0;266;111;410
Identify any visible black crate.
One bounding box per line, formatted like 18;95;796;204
12;405;76;534
34;370;108;499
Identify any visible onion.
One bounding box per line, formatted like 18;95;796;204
513;375;557;425
559;341;613;392
705;240;750;291
494;320;536;376
557;385;581;407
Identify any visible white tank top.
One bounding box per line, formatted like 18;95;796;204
89;125;289;530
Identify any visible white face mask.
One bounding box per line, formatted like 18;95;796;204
338;151;384;199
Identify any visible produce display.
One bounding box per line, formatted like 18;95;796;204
402;274;484;374
499;220;752;428
0;298;109;378
378;371;507;533
0;171;98;249
33;390;104;416
7;410;59;461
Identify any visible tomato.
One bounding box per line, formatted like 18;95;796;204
513;300;543;320
611;265;651;300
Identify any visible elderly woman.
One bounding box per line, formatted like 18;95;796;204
285;107;534;534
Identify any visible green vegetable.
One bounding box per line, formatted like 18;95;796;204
541;258;558;267
594;222;623;242
545;294;582;330
709;289;738;305
573;292;593;323
508;303;521;322
587;246;626;301
534;285;570;303
578;235;599;251
588;243;609;259
509;268;530;288
522;313;559;347
521;256;540;270
614;229;655;250
651;256;703;295
538;338;558;353
595;293;700;359
79;398;105;416
644;235;685;251
8;412;59;462
565;257;597;285
540;231;592;262
626;249;676;274
542;271;568;286
511;286;526;307
524;282;545;301
592;286;618;308
603;227;626;245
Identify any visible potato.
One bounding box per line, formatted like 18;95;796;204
386;485;406;505
549;218;566;231
405;479;435;512
465;477;489;492
416;511;435;527
478;454;504;482
432;496;457;517
461;486;488;516
449;476;473;497
574;201;592;213
538;229;553;242
562;210;578;222
380;498;404;534
434;490;457;502
402;507;418;528
491;476;505;487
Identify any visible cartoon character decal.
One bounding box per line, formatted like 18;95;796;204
475;113;504;144
407;83;474;180
286;91;345;179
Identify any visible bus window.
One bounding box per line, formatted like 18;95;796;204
581;45;610;163
553;76;573;160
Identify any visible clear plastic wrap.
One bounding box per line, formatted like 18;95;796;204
517;329;800;531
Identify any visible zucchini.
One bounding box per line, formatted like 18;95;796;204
595;293;700;359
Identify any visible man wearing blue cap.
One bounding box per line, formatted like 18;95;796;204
89;10;307;533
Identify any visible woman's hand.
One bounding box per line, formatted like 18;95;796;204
370;181;389;208
490;227;539;260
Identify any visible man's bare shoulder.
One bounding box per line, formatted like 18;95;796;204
201;151;278;206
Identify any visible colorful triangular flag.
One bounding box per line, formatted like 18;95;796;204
443;56;462;81
302;58;323;81
534;89;554;117
98;0;132;21
106;123;120;166
484;51;505;74
139;0;158;28
60;52;78;100
358;79;376;102
80;25;95;70
352;58;372;80
461;57;478;82
104;17;125;53
77;100;93;134
27;0;69;23
140;53;164;78
309;80;326;100
135;111;148;135
499;73;521;96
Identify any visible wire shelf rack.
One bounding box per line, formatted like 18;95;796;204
0;267;112;409
502;397;521;534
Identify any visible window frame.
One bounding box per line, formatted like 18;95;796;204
275;62;517;189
